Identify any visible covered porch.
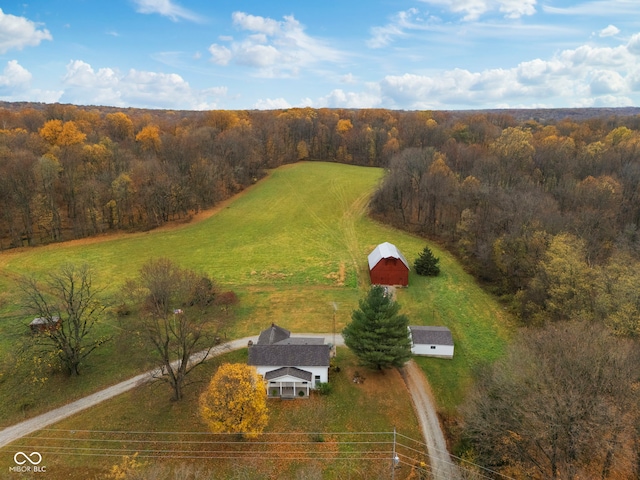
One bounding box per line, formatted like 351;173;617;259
265;367;312;399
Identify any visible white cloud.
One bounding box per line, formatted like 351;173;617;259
61;60;225;109
0;60;32;89
208;44;232;65
340;73;357;84
543;1;637;16
599;25;620;37
0;60;61;102
132;0;203;23
0;8;52;54
367;8;440;48
316;86;382;109
233;12;280;35
419;0;536;21
590;70;626;94
374;35;640;109
253;97;292;109
628;33;640;55
208;12;344;77
498;0;536;19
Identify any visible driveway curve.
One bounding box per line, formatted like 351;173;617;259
401;360;461;480
0;336;258;449
1;334;457;480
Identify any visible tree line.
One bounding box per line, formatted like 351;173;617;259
371;119;640;336
0;104;444;248
3;103;640;334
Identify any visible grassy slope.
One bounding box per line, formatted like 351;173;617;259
0;161;512;426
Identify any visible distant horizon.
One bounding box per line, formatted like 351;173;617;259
3;100;639;121
1;0;640;112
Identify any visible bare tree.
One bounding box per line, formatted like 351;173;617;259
19;263;110;376
461;321;640;480
125;258;223;400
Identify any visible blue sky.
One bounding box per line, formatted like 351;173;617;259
1;0;640;110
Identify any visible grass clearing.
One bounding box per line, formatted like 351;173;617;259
6;349;424;479
0;161;513;428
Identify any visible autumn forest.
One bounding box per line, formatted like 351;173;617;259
1;102;640;478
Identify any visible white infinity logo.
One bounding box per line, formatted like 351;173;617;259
14;451;42;465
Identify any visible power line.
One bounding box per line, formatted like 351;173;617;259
9;428;515;479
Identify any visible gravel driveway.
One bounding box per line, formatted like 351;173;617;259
401;360;461;480
1;334;459;480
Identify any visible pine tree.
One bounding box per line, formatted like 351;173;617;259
342;285;412;370
414;245;440;276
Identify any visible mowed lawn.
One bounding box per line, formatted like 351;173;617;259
0;161;512;427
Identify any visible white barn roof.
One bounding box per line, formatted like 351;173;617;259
368;242;410;270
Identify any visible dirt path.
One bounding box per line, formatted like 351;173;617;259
0;336;258;449
0;335;456;480
401;360;460;480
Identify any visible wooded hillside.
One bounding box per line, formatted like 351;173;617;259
1;103;640;336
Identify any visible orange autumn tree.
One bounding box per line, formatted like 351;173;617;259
199;363;268;439
135;124;161;154
39;119;86;146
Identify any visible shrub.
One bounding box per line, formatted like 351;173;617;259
316;382;333;395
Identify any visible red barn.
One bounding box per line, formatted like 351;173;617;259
29;316;61;333
368;242;410;286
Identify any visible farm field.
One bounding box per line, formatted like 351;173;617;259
0;161;512;430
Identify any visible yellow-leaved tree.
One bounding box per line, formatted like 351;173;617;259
199;363;268;439
135;124;161;154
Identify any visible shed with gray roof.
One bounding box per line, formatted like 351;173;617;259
409;326;454;359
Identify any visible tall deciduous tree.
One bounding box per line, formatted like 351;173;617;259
342;285;412;370
461;321;640;480
199;363;268;439
19;263;110;376
125;258;223;400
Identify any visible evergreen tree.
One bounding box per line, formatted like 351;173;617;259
342;285;412;370
414;245;440;276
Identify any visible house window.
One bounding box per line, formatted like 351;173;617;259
430;346;436;349
314;375;321;383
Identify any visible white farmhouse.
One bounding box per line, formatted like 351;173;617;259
248;324;330;398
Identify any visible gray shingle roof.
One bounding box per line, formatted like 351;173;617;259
257;324;291;345
248;344;330;367
264;367;313;382
275;338;325;345
368;242;410;270
409;326;454;346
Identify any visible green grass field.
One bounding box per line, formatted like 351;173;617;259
0;161;512;428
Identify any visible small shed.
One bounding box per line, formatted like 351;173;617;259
29;316;61;333
409;326;454;359
368;242;410;287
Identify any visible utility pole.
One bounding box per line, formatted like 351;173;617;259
391;427;399;479
332;302;338;357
